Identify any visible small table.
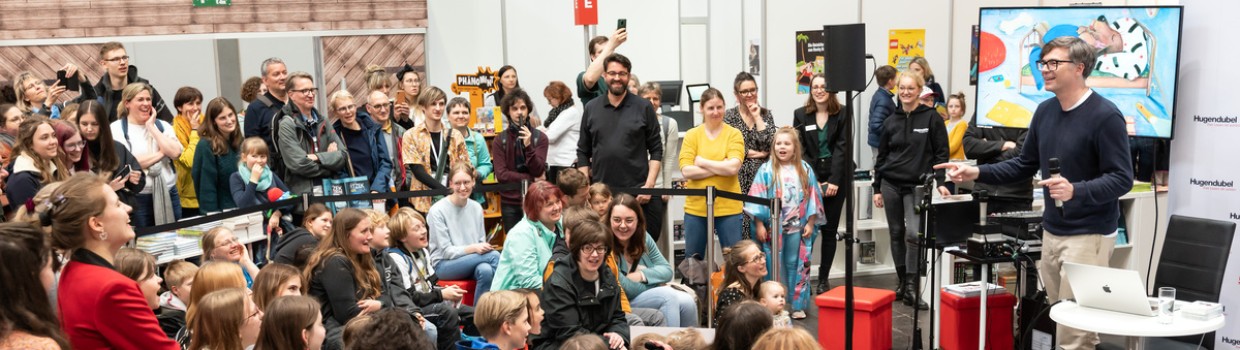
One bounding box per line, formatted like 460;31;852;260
1049;301;1225;348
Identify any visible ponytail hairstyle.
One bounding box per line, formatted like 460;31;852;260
116;82;153;121
44;173;109;253
364;65;392;93
719;239;762;299
769;127;810;192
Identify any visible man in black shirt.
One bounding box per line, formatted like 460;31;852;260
577;53;664;240
244;57;289;153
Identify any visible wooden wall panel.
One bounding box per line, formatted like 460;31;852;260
320;34;425;103
0;0;427;40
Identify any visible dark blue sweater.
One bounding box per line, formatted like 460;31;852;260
978;91;1133;236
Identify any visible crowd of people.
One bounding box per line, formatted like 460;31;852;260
0;24;1132;350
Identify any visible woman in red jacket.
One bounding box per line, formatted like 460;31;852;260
46;172;180;349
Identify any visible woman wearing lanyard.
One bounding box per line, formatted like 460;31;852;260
108;82;183;228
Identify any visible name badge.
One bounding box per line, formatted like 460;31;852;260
913;128;929;134
805;125;818;131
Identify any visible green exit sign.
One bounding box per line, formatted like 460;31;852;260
194;0;230;6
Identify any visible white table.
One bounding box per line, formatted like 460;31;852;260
1049;301;1224;348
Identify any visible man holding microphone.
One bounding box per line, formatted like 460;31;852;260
935;36;1132;350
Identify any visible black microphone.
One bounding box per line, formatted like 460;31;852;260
1048;158;1063;214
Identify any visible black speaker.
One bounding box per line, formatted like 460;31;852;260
824;23;867;92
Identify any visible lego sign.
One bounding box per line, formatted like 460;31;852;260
575;0;598;26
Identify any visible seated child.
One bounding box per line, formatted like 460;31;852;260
758;281;791;328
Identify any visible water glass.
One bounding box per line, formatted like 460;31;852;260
1158;287;1176;324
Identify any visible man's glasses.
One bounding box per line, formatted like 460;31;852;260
1035;59;1077;71
104;55;130;63
290;88;318;96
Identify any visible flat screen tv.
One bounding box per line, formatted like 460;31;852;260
975;6;1183;139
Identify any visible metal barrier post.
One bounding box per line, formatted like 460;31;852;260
705;186;716;328
769;195;782;284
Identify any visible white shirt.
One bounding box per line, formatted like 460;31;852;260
111;119;177;193
544;105;583;167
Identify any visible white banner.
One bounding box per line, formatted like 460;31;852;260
1168;1;1240;348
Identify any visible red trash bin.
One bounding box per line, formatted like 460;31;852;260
939;290;1017;350
816;286;896;350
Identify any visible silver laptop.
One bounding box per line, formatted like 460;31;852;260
1063;262;1156;316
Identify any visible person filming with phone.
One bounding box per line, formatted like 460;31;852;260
492;88;548;232
934;37;1132;350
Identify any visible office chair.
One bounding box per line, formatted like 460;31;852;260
1098;215;1237;350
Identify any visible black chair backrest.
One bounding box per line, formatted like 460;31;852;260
1153;214;1237;349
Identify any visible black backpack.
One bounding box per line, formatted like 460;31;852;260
263;97;290;180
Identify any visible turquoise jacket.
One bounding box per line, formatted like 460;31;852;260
463;130;494;179
614;235;674;299
491;217;562;291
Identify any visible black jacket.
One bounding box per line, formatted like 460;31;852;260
873;103;949;190
371;250;424;316
93;65;173;123
792;106;856;185
272;228;317;267
533;256;629;350
963;117;1034;201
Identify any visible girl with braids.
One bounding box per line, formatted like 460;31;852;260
49;173;179;349
303;208;384;350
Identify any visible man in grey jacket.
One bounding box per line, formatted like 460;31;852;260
276;72;346;197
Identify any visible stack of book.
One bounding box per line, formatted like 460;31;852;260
136;232;178;257
944;282;1008;297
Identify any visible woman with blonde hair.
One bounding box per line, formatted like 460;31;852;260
110;82;184;227
49;173;179;349
201;227;260;287
909;56;945;105
329;89;392;194
750;327;819;350
459;290;533;350
186;288;264;350
873;71;949;309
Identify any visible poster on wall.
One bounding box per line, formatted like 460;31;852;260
888;29;925;72
794;30;824;94
1167;3;1238;348
749;38;761;76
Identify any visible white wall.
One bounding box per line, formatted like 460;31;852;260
128;39;219;110
762;0;860;128
426;0;504;102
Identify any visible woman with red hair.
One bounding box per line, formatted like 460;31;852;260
51;120;90;174
490;181;564;291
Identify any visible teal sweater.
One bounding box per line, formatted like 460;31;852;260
191;139;240;213
614;235;674;299
491;217;561;291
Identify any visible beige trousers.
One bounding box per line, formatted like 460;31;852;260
1039;232;1116;350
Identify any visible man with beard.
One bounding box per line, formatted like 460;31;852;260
576;53;664;240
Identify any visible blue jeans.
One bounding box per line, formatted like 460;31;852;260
683;214;743;258
631;286;699;327
434;251;500;301
133;187;184;230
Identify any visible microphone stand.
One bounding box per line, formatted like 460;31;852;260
911;173;936;350
842;89;857;350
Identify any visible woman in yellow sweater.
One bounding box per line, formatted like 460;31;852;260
172;87;203;217
945;92;969;161
679;87;746;261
